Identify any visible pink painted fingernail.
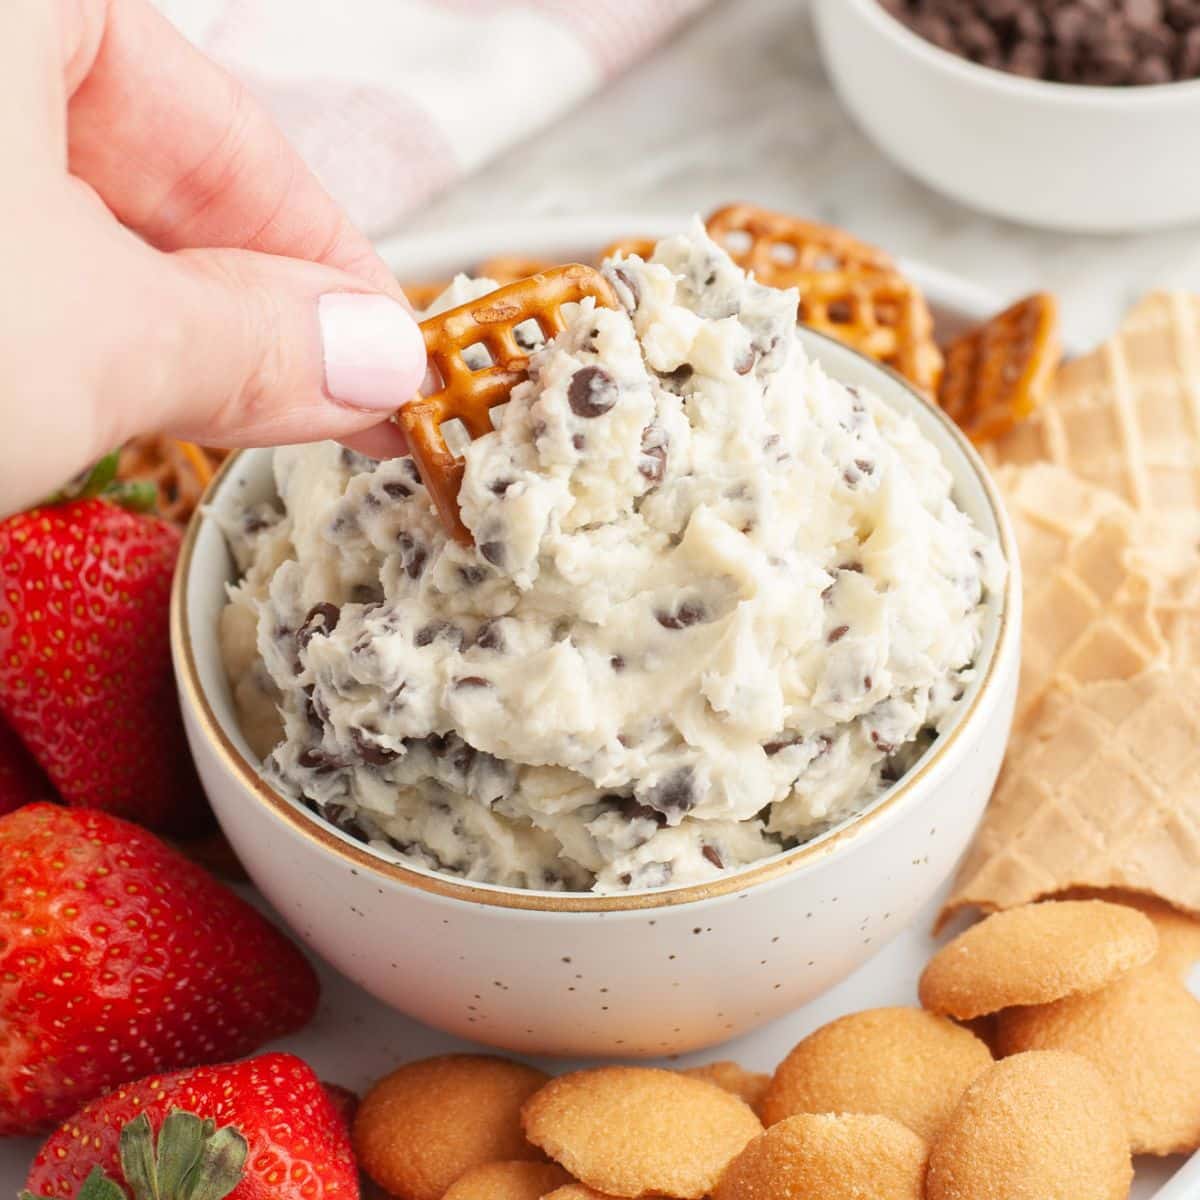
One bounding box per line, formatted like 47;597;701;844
318;293;426;411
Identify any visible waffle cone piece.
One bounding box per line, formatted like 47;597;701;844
997;463;1167;727
985;291;1200;511
943;668;1200;925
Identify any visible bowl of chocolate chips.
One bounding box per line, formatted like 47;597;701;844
813;0;1200;231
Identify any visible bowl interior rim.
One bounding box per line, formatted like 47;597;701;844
173;300;1018;916
839;0;1200;104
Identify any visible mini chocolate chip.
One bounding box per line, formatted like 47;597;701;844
614;796;668;827
733;346;757;375
827;624;850;644
454;676;492;689
382;481;412;499
611;265;641;310
568;365;619;418
610;654;626;672
839;561;864;573
658;363;694;391
864;675;874;691
479;541;505;567
475;620;504;651
656;599;707;630
642;767;697;819
871;731;895;754
296;602;340;651
302;686;325;732
619;872;633;886
572;433;585;450
854;458;875;475
353;730;399;766
702;844;724;869
459;564;489;586
415;620;465;649
763;734;801;756
489;477;515;496
298;747;344;773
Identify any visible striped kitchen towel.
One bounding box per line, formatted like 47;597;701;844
154;0;710;236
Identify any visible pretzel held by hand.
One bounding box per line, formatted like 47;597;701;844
395;264;618;544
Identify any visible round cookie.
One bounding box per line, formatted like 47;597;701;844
682;1062;771;1111
759;1007;991;1140
522;1066;762;1199
1056;888;1200;982
926;1051;1131;1200
354;1054;549;1200
713;1113;927;1200
995;967;1200;1155
441;1161;571;1200
919;900;1157;1020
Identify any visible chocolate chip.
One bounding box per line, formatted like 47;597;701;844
572;433;586;450
702;844;724;869
610;654;626;672
763;734;801;756
656;599;707;630
568;365;619;418
610;265;641;311
454;676;492;689
827;624;850;644
382;480;411;500
641;767;697;820
415;620;465;649
489;477;515;496
459;564;489;586
353;730;399;766
296;602;340;651
658;363;694;392
479;541;505;568
613;795;668;827
475;620;504;651
298;747;345;773
871;731;896;754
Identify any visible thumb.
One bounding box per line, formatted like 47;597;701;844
140;245;426;447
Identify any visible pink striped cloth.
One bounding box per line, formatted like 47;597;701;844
156;0;710;236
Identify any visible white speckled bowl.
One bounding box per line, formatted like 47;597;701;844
813;0;1200;233
171;225;1020;1058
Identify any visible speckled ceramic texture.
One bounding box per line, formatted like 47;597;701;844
814;0;1200;233
172;272;1020;1059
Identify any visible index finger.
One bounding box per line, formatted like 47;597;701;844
61;0;404;299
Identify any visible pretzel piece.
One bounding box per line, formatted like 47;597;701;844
476;255;560;285
396;264;619;544
705;204;942;394
117;435;227;524
598;236;658;263
939;293;1061;443
706;203;895;285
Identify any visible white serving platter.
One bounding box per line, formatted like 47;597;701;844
4;218;1195;1199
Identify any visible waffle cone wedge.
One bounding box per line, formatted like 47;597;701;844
940;667;1200;927
985;291;1200;512
996;463;1167;726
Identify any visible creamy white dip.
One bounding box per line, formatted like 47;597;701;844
220;224;1003;892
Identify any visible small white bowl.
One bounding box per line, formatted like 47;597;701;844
171;328;1020;1059
813;0;1200;233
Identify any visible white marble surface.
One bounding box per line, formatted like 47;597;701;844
401;0;1200;353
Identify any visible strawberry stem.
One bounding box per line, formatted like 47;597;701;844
117;1109;247;1200
21;1166;127;1200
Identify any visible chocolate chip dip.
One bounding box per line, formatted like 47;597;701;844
219;224;1003;893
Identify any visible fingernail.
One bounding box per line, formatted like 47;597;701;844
318;293;426;411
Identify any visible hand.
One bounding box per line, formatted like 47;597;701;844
0;0;425;514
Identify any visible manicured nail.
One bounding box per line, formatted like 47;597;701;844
318;293;426;411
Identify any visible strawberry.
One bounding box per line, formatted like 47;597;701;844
0;713;55;815
23;1053;358;1200
0;490;207;833
0;804;319;1136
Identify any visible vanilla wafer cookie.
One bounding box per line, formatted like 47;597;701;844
997;463;1167;725
986;292;1200;512
941;667;1200;925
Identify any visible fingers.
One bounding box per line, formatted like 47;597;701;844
137;246;426;447
61;0;402;299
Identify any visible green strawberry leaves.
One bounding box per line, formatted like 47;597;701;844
22;1111;248;1200
43;451;158;514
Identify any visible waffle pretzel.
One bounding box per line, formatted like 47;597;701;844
705;204;942;394
116;435;226;525
396;264;618;543
939;293;1061;443
598;236;658;263
706;203;895;282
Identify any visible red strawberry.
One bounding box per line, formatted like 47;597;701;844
24;1053;358;1200
0;496;207;833
0;804;319;1135
0;713;55;814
